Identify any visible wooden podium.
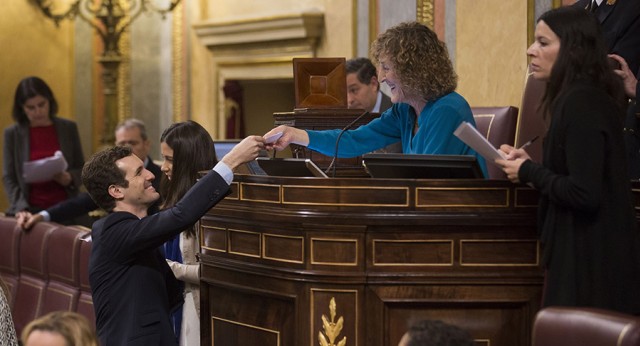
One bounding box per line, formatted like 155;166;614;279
198;175;545;346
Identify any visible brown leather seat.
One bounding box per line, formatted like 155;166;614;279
471;106;519;179
0;217;96;334
515;70;547;164
532;307;640;346
77;234;95;329
0;217;21;307
12;221;58;334
40;225;88;316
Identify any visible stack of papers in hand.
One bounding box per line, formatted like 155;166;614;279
22;150;68;183
453;122;506;166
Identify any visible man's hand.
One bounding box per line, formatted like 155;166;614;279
221;135;265;171
53;171;73;187
609;54;637;99
15;211;44;230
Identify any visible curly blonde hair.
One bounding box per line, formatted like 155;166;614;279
371;21;457;101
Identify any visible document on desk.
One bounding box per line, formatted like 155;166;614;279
453;122;506;165
22;150;68;183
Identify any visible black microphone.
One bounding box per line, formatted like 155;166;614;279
325;111;370;178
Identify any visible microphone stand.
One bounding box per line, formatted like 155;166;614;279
325;111;370;178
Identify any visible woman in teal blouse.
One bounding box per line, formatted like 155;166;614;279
265;21;487;177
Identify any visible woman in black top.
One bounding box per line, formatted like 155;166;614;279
496;7;640;314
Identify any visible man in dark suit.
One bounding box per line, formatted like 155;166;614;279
572;0;640;75
346;57;393;114
346;57;401;153
573;0;640;178
16;118;162;229
83;136;263;345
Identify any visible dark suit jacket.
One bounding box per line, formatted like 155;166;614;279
573;0;640;75
2;117;85;215
89;169;230;345
47;158;161;223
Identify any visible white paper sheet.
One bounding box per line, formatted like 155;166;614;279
453;122;506;166
22;150;68;183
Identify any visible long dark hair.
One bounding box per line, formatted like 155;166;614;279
12;76;59;125
539;7;624;117
160;121;217;237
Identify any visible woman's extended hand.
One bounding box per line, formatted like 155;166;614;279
263;125;309;151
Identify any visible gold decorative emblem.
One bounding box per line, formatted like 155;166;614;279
606;0;616;5
318;297;347;346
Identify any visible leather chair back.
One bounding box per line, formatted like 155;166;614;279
77;235;95;329
515;70;547;164
0;217;21;307
12;221;58;334
40;225;87;316
533;307;640;346
472;106;519;179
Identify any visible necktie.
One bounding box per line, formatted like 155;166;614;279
589;0;599;13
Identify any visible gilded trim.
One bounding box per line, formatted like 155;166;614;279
514;186;538;208
351;0;357;56
415;187;509;208
310;238;358;266
224;182;240;200
212;316;281;346
200;225;227;253
368;0;377;47
172;0;185;121
459;239;540;267
262;233;305;264
417;0;435;29
473;114;496;138
475;340;491;346
228;228;262;258
372;239;454;266
117;9;131;122
282;185;409;207
240;182;282;204
310;288;358;346
527;0;535;47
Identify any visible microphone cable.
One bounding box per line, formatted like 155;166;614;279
324;111;370;178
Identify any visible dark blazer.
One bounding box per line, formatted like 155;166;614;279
2;117;84;215
89;169;230;345
573;0;640;75
47;158;162;223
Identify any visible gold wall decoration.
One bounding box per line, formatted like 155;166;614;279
318;297;347;346
118;11;131;123
417;0;435;29
31;0;182;145
172;1;185;121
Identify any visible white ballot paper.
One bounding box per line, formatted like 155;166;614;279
453;122;506;165
22;150;68;183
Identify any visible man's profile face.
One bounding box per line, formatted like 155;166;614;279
114;154;159;208
347;72;379;112
115;127;151;162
